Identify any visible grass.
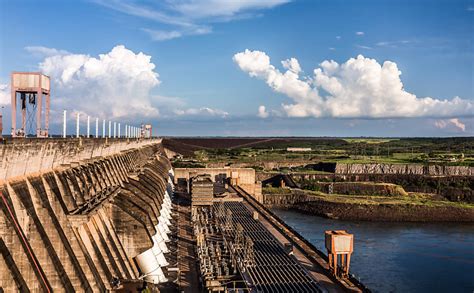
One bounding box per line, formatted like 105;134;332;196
168;137;474;167
305;191;474;209
263;187;474;209
263;187;292;194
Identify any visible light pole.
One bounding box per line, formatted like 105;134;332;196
63;110;67;138
87;116;90;138
76;113;80;138
95;118;99;138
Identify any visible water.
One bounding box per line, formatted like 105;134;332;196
272;209;474;293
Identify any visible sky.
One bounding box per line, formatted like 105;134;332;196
0;0;473;137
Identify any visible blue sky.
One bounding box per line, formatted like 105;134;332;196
0;0;473;136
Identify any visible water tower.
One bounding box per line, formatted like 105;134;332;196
11;72;50;137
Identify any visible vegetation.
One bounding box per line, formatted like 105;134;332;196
164;137;474;167
264;187;474;209
303;191;474;209
166;137;474;167
262;187;292;194
170;160;205;168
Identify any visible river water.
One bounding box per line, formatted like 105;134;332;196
272;209;474;293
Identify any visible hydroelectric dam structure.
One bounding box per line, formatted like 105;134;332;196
0;137;369;292
1;71;368;292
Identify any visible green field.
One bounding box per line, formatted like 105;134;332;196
168;137;474;168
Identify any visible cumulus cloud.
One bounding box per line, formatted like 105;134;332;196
0;84;9;106
281;58;301;74
257;105;269;118
39;45;160;119
434;118;466;132
174;107;229;118
233;49;473;118
356;31;365;36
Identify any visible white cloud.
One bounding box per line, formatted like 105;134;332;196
434;118;466;132
93;0;289;41
142;26;212;41
153;95;229;119
355;45;372;50
233;49;473;118
142;29;183;41
25;46;70;57
174;107;229;118
92;0;194;27
281;58;301;74
154;95;187;110
257;105;269;118
0;84;9;105
38;45;161;119
170;0;290;19
356;31;365;36
26;45;226;122
376;40;414;48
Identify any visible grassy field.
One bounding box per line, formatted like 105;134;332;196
166;137;474;167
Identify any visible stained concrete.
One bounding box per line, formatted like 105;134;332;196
0;139;174;292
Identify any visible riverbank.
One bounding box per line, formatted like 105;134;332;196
263;188;474;222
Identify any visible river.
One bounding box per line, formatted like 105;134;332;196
272;208;474;293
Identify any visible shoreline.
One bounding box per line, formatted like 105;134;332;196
263;192;474;222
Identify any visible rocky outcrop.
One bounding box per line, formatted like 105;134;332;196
302;182;408;197
288;172;474;203
335;163;473;176
263;190;309;208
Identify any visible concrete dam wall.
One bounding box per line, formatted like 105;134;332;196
0;139;175;292
0;138;161;180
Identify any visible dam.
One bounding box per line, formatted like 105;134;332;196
0;137;368;292
0;138;175;291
